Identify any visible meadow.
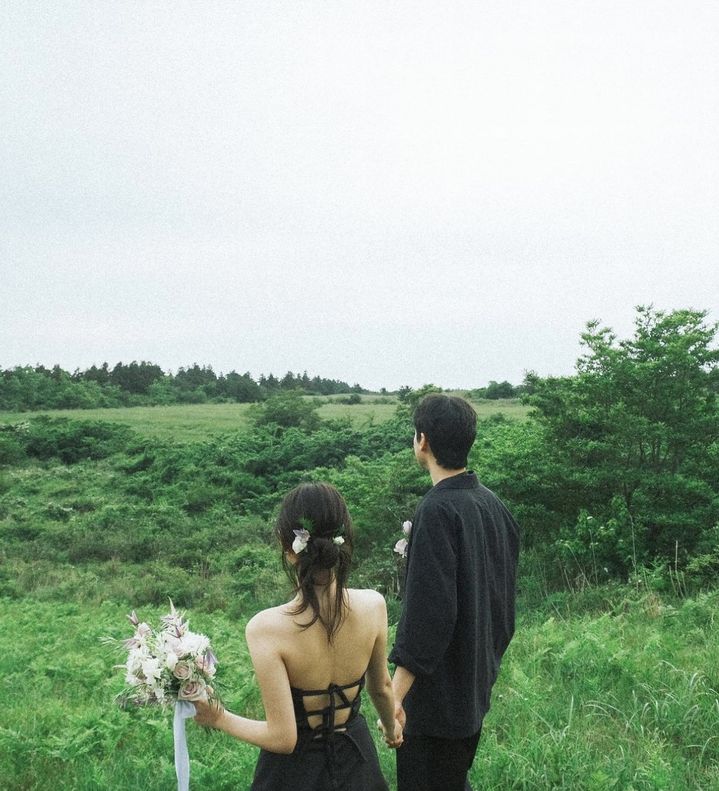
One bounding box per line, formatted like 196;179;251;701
1;373;718;790
0;396;529;441
2;588;718;789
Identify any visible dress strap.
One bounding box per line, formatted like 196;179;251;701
288;676;368;790
295;676;365;699
293;676;365;721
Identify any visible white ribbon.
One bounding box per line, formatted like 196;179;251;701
173;700;197;791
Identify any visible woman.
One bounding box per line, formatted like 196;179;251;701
193;482;402;790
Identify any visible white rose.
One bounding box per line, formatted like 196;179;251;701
179;632;210;657
141;657;162;686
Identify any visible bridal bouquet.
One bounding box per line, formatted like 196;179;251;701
112;601;217;709
108;601;218;791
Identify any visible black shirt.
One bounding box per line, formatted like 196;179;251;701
388;471;520;739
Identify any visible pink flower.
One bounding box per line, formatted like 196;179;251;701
127;611;139;627
178;680;207;701
173;661;192;680
196;651;217;678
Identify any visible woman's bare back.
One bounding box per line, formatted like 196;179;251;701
251;588;385;730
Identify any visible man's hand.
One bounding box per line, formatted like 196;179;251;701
394;701;406;730
376;717;404;749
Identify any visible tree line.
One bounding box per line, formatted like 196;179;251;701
0;363;368;411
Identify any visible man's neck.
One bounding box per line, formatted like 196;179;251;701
428;463;467;486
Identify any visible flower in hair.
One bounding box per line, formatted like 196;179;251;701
333;536;345;546
292;528;311;554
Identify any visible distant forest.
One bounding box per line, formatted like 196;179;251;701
0;361;525;412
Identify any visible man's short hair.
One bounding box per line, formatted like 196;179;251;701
413;394;477;469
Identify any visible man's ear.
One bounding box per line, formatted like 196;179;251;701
416;432;429;452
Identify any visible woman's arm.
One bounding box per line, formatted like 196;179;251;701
194;615;297;754
364;594;402;747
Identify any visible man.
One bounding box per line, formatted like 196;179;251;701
387;393;520;791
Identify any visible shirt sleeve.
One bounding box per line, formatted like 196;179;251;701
389;499;458;676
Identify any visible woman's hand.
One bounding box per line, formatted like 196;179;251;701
376;717;404;749
193;686;224;729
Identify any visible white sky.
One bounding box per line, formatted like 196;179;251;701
1;1;718;390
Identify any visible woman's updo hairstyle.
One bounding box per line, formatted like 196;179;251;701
275;482;354;641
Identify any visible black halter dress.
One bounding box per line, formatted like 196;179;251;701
250;675;389;791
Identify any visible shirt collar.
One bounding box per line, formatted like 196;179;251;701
432;470;479;491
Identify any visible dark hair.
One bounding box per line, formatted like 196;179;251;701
413;394;477;469
275;482;354;641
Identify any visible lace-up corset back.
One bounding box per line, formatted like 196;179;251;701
291;676;365;736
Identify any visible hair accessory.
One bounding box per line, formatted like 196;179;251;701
292;528;311;554
292;527;345;553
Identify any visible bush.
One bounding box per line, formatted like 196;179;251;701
21;418;135;464
0;432;26;466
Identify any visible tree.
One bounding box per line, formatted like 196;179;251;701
110;361;164;394
485;380;516;399
529;306;719;572
219;371;262;403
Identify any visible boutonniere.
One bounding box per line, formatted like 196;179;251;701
393;520;412;559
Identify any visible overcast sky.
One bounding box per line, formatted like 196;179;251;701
1;1;718;390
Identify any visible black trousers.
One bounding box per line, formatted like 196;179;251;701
396;728;481;791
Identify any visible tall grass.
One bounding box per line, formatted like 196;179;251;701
1;589;717;790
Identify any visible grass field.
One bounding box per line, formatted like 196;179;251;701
1;398;717;789
0;398;530;441
2;588;717;790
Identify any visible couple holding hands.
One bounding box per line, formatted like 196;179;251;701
194;394;520;791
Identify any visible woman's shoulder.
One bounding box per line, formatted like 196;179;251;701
245;604;292;638
347;587;386;613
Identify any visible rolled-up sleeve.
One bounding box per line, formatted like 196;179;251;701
389;500;457;676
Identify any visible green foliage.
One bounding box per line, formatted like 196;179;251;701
1;338;719;788
323;452;427;561
0;363;366;412
10;418;136;464
471;380;520;399
0;426;27;466
394;383;444;413
336;393;362;405
0;409;417;608
249;390;322;432
470;588;719;790
2;588;718;789
526;306;719;576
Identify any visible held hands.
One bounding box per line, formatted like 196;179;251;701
376;717;404;749
376;700;405;748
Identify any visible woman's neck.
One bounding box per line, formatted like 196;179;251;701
290;576;338;606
